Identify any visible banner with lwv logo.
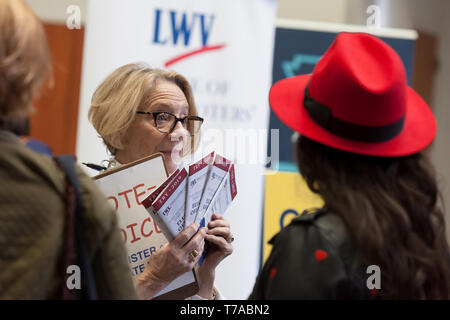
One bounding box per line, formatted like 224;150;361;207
76;0;277;299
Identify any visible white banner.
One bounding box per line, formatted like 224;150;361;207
76;0;277;299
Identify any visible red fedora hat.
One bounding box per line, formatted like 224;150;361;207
269;32;436;157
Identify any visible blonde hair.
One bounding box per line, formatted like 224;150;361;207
0;0;51;120
89;63;200;155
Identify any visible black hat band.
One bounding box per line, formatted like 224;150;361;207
303;84;405;143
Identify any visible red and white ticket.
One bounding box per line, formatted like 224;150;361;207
199;164;237;224
145;168;188;241
195;155;232;223
185;152;215;228
142;168;180;209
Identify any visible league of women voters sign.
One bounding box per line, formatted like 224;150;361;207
93;153;198;299
76;0;277;299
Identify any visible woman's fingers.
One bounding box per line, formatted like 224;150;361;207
208;213;229;227
186;240;206;264
207;214;231;231
172;222;200;247
204;234;233;255
183;227;207;253
206;226;230;239
207;214;232;242
166;216;232;270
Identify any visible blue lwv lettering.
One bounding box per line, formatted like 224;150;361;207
153;9;167;44
153;9;215;47
198;14;215;46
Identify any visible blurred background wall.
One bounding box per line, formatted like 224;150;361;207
24;0;85;155
24;0;450;252
278;0;450;242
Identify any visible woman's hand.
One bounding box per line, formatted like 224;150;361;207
135;222;207;300
195;213;234;299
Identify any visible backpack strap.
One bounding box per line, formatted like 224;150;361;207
55;155;98;300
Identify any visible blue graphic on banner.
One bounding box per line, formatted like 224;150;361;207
279;209;299;229
267;28;416;169
282;54;321;78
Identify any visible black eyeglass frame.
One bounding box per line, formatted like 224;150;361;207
136;111;204;135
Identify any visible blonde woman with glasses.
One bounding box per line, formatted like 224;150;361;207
88;63;234;300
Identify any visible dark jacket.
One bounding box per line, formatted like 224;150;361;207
249;208;371;299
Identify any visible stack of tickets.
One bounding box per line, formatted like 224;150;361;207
142;152;237;242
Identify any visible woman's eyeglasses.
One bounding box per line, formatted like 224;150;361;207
136;111;203;135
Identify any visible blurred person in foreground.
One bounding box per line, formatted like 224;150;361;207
250;32;450;299
0;0;137;299
1;116;52;156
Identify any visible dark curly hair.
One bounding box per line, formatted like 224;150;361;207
296;135;450;299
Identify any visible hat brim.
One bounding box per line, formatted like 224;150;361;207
269;75;436;157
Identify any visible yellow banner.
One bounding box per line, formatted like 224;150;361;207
263;170;324;264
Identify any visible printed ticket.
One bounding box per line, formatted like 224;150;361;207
185;152;215;228
199;164;237;224
142;168;180;209
146;168;188;241
195;155;232;222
